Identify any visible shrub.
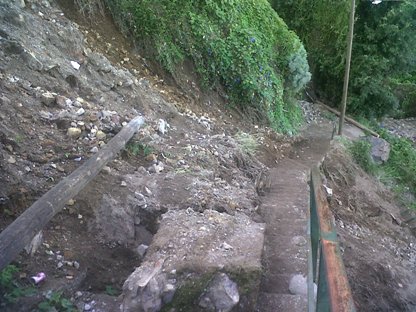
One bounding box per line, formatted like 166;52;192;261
105;0;310;134
349;140;377;175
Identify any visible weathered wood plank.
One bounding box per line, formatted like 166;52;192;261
0;116;145;270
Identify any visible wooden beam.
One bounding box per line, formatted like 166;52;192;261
318;102;379;138
0;116;145;270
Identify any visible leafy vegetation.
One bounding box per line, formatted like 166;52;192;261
348;132;416;211
104;0;310;134
235;132;259;155
126;141;154;158
271;0;416;119
0;265;35;305
38;291;76;312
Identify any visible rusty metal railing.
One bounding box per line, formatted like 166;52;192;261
307;166;356;312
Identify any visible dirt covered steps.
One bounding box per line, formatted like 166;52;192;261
256;292;307;312
257;162;310;311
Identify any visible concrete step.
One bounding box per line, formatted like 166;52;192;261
256;292;307;312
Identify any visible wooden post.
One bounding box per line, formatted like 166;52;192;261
339;0;356;136
0;116;145;270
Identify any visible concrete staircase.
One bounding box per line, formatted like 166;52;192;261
256;122;332;311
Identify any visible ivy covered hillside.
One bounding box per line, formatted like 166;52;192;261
105;0;311;134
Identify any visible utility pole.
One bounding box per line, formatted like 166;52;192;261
339;0;356;135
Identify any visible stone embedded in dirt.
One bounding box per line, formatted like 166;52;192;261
67;127;82;138
7;156;16;164
90;146;98;153
158;119;168;135
71;61;80;70
24;231;43;256
367;137;390;164
289;274;313;297
76;107;85;116
102;166;111;174
121;181;127;187
67;199;75;206
96;130;106;140
136;244;148;257
55;95;68;108
124;209;264;311
41;91;56;107
199;273;239;312
121;259;174;312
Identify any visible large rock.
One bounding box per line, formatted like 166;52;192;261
368;137;390;164
121;259;176;312
121;209;265;311
199;273;239;312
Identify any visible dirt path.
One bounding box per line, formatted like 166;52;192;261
256;122;333;311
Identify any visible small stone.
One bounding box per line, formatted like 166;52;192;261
25;166;31;172
75;291;83;298
102;166;111;174
96;130;106;140
90;146;98;153
55;95;67;108
56;255;63;261
136;244;148;257
76;108;85;116
121;181;127;187
7;156;16;164
6;145;13;152
57;262;64;269
84;303;92;311
67;127;82;138
50;163;57;169
78;214;83;219
74;261;80;269
220;242;233;250
67;199;75;206
41;92;56;107
70;61;80;70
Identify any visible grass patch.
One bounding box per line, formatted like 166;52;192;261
348;140;378;175
125;141;154;158
0;265;36;306
38;291;75;312
347;127;416;211
235;132;258;155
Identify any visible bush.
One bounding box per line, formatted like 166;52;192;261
349;140;377;175
105;0;310;134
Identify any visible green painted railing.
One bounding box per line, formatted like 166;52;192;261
307;166;356;312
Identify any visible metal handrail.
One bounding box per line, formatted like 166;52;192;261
307;166;356;312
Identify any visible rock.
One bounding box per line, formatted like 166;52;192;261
7;156;16;164
76;108;85;116
102;166;111;174
289;274;317;297
71;61;81;70
67;127;82;138
84;303;92;311
96;130;106;140
367;137;390;164
55;95;68;108
137;244;149;258
75;291;83;299
90;146;98;153
67;199;75;206
121;181;127;187
198;273;239;312
121;260;172;312
24;231;43;256
41;92;56;107
158;119;168;135
57;262;64;269
74;261;80;269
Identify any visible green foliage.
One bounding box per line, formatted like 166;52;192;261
0;265;35;304
105;0;310;134
105;285;120;296
38;291;75;312
235;132;258;155
349;140;377;175
126;141;154;157
271;0;416;119
347;127;416;211
380;131;416;196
